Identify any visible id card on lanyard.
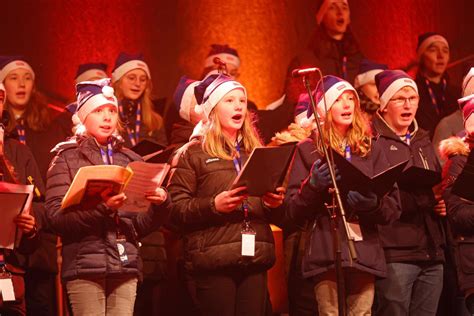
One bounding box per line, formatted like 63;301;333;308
0;252;15;301
233;142;256;257
100;139;129;264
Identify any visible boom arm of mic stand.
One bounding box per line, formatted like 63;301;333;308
302;74;357;261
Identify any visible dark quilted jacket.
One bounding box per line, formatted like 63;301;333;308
45;136;171;280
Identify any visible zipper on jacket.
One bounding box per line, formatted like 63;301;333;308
418;148;430;170
307;219;318;256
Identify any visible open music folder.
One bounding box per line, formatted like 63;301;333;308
231;144;296;196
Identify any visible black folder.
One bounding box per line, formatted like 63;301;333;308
231;144;297;196
144;147;176;164
327;148;408;198
452;149;474;202
130;140;165;157
398;166;441;188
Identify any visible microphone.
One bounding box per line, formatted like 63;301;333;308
291;67;319;78
213;57;226;66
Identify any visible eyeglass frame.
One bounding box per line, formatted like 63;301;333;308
388;95;420;106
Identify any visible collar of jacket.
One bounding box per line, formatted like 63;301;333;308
373;111;426;143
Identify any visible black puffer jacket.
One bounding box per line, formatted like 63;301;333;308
45;136;171;281
373;113;445;263
168;140;281;273
286;138;400;278
441;136;474;292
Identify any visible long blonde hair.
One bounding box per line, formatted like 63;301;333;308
202;107;262;160
316;95;372;157
5;87;52;132
113;78;164;132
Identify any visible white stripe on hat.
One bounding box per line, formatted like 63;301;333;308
379;78;418;111
204;53;241;69
111;60;151;83
179;81;200;122
354;69;384;89
200;81;247;119
316;81;358;118
76;69;107;84
417;34;449;59
0;60;35;83
77;93;118;122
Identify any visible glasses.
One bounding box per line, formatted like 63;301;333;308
389;96;419;106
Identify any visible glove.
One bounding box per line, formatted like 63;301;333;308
309;159;340;192
347;190;378;212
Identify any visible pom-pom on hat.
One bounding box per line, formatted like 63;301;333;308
75;78;118;123
375;70;418;111
416;32;449;60
204;44;240;69
354;59;388;89
462;67;474;98
194;74;246;119
173;76;199;122
458;94;474;123
111;52;150;83
75;63;108;84
316;0;349;25
0;56;35;83
306;75;358;121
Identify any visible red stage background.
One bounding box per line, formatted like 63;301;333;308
2;0;473;313
2;0;473;108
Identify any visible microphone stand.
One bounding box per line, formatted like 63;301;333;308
300;71;357;315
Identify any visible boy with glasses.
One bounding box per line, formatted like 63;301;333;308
372;70;446;316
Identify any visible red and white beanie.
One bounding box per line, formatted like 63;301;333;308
375;70;418;111
193;74;246;120
0;56;35;83
74;78;118;124
111;52;151;83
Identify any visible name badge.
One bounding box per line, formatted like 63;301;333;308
347;222;363;241
116;238;129;264
241;224;256;257
0;276;15;301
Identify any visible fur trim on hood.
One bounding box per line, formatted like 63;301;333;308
270;123;312;146
439;136;470;161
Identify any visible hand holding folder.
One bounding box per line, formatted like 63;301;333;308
231;144;296;196
327;148;408;198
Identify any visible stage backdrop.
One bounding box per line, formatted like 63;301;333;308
2;0;473;109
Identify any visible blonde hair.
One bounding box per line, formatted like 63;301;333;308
5;87;52;132
315;94;372;157
113;78;164;133
202;106;262;160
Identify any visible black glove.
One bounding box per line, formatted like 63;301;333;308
309;159;340;192
347;190;378;212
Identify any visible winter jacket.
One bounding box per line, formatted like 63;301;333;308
2;137;43;274
45;136;171;281
168;140;282;273
373;113;445;263
286;137;400;278
415;73;460;140
440;136;474;292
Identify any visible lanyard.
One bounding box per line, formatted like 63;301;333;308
425;78;446;115
0;250;4;267
405;133;411;145
232;142;249;223
99;139;114;165
344;145;351;161
342;56;348;80
119;101;141;146
16;119;26;145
